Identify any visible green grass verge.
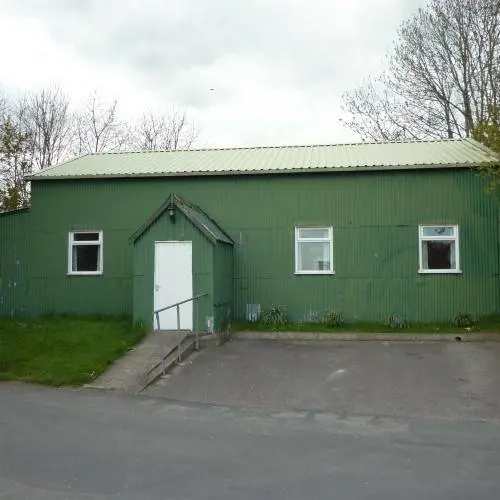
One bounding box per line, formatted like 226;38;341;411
233;316;500;334
0;316;146;386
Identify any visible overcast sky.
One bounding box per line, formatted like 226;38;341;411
0;0;425;148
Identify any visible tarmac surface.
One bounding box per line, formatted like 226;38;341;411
3;339;500;498
1;382;500;499
147;339;500;420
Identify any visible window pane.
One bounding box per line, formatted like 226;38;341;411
298;241;331;271
298;228;329;239
422;241;455;270
72;245;99;272
422;226;455;238
73;232;100;242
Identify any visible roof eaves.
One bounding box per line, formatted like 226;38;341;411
27;161;490;181
129;197;171;243
175;204;218;245
173;194;233;245
0;207;30;217
25;154;91;181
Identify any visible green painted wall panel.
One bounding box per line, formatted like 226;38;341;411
1;167;498;322
0;210;32;317
213;242;234;331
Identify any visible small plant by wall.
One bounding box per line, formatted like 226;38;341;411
261;305;288;329
385;314;409;329
215;306;233;346
216;323;232;346
324;311;344;327
452;312;476;328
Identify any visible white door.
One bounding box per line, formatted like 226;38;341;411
154;241;193;330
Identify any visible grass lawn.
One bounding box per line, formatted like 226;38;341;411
233;316;500;334
0;316;146;386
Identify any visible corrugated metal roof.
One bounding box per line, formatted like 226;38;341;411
28;138;499;180
177;201;233;245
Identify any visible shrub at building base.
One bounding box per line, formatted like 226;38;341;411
261;305;288;330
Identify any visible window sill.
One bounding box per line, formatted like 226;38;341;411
295;271;335;275
67;272;103;276
418;269;462;274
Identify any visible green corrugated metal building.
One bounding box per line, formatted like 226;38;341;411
0;138;499;328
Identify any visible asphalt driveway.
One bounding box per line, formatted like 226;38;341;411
146;339;500;419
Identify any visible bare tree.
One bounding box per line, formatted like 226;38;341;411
0;85;202;210
342;0;500;141
134;109;199;151
73;92;130;154
18;86;72;169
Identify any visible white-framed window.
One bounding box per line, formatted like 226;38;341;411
295;227;334;274
68;231;103;275
418;225;460;273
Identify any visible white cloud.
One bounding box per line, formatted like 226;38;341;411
0;0;426;147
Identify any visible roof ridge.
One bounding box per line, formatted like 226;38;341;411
79;138;467;156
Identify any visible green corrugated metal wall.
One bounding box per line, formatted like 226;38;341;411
133;208;214;328
213;242;234;330
1;167;498;322
0;210;31;316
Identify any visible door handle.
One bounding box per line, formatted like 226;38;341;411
155;285;160;291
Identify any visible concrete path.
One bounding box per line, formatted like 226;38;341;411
147;339;500;420
2;382;500;499
233;331;500;341
86;330;187;392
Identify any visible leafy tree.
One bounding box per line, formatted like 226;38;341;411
472;107;500;189
342;0;500;141
0;117;32;211
473;108;500;153
0;187;23;212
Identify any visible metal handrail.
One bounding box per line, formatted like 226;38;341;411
154;292;208;373
154;293;208;316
